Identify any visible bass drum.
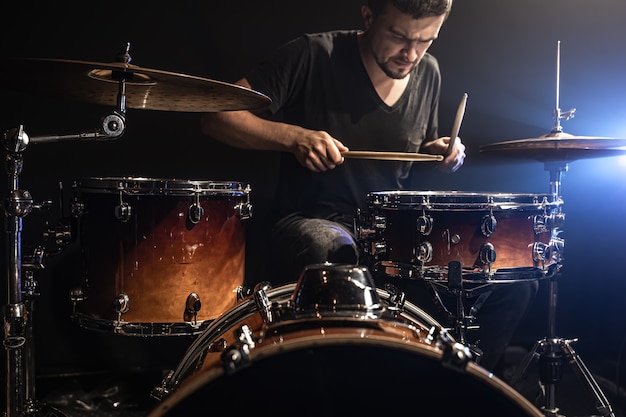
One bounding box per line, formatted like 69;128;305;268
148;264;542;417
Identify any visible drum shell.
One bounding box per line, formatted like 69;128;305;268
383;208;545;269
72;177;249;335
363;191;562;279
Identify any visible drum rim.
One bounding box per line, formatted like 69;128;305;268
366;190;560;210
154;282;449;400
73;176;250;195
148;331;543;417
158;283;298;396
73;177;250;195
72;176;251;195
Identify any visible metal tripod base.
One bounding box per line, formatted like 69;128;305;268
19;400;69;417
509;337;615;417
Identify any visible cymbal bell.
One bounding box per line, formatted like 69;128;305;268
0;57;272;112
480;131;626;162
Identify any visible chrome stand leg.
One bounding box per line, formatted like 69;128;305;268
509;274;615;417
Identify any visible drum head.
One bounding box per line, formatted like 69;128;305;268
150;336;541;417
147;266;541;417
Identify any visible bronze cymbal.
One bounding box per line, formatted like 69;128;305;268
0;57;271;112
480;131;626;162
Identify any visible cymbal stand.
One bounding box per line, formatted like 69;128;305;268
1;46;130;415
2;126;52;417
509;161;615;417
2;127;77;416
509;269;615;416
510;41;614;416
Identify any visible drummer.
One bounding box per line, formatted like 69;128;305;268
201;0;536;374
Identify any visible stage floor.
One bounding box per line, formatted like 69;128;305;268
25;343;625;417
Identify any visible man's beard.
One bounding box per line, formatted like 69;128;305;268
379;59;415;79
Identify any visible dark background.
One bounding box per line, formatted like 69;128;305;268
1;0;625;413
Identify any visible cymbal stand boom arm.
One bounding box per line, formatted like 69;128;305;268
25;109;126;144
22;57;129;145
26;101;126;144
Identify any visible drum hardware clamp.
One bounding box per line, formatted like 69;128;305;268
423;316;473;373
446;260;484;364
221;324;255;375
184;293;202;324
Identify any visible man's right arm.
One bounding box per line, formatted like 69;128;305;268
200;78;349;172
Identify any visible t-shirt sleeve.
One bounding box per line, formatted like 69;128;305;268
420;54;441;147
245;36;311;115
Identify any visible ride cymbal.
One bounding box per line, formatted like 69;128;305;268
480;131;626;162
0;57;271;112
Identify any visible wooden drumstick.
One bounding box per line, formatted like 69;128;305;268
343;94;469;163
341;150;443;161
445;92;468;157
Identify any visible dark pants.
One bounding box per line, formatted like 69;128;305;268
265;213;359;284
372;273;538;371
263;213;538;372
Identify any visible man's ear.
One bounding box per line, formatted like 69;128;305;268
361;5;374;29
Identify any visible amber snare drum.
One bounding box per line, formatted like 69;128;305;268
70;177;252;336
147;263;542;417
358;191;564;282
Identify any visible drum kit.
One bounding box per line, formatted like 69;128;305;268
1;42;625;417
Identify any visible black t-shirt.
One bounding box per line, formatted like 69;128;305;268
246;30;441;222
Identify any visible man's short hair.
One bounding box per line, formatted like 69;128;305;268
367;0;453;19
